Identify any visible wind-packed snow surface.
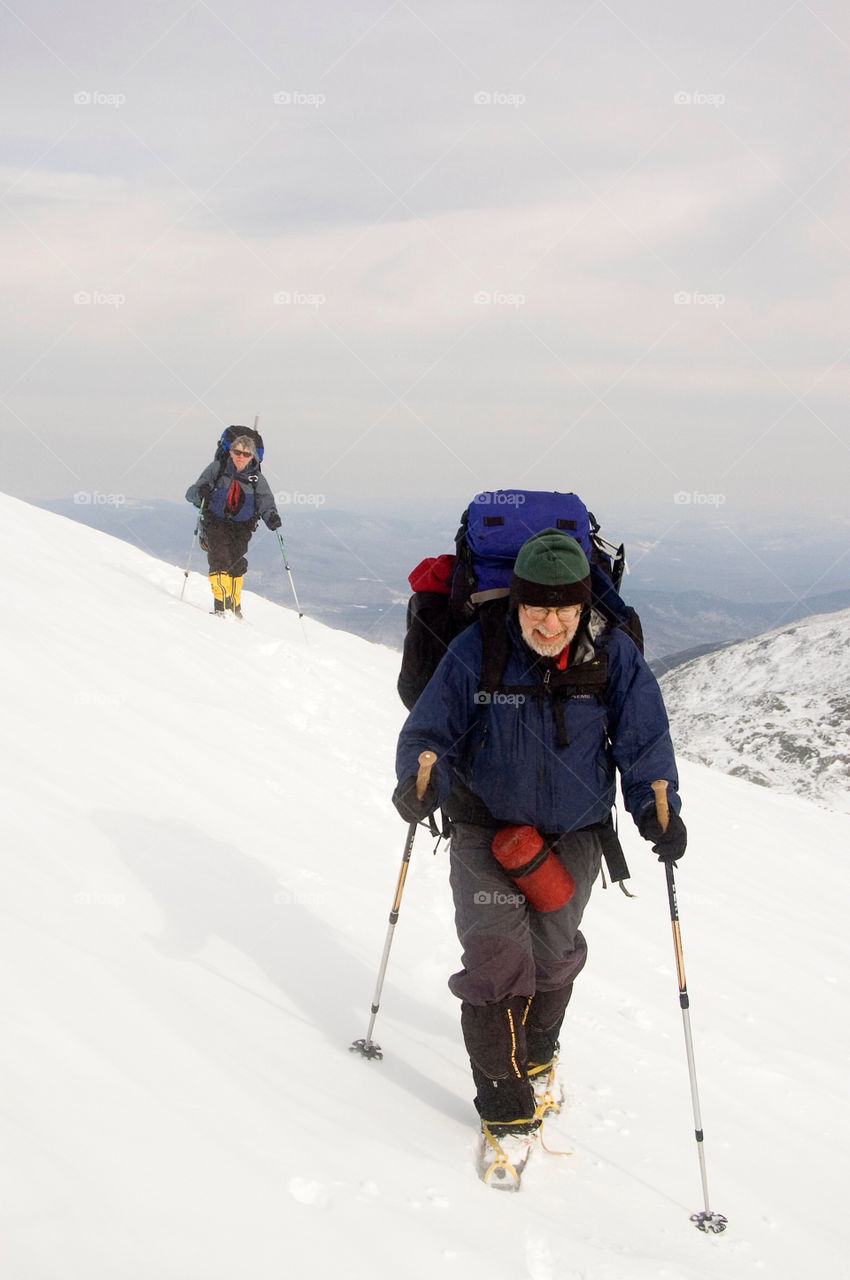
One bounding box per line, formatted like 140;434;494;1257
661;609;850;814
2;492;848;1280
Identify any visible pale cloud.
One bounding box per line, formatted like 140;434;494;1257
0;0;847;516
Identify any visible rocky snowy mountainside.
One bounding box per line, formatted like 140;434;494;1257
661;608;850;813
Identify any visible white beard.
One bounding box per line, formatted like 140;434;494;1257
525;632;568;658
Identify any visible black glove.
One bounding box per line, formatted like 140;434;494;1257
638;808;687;863
392;774;438;824
197;483;213;504
267;513;282;531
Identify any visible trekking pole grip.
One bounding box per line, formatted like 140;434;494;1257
651;779;670;832
416;751;437;800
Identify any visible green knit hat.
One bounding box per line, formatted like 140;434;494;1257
509;528;591;610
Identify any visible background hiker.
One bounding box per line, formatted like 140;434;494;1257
186;427;281;618
392;527;686;1176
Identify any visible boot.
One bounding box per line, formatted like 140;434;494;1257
461;997;537;1135
526;983;573;1071
209;572;234;612
526;985;573;1119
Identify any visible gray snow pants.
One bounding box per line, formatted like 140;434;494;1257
447;821;604;1006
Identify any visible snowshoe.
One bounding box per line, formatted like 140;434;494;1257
476;1120;539;1191
530;1056;564;1120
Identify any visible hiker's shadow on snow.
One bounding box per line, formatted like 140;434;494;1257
96;813;466;1121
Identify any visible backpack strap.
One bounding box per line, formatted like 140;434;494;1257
470;587;511;607
477;602;512;694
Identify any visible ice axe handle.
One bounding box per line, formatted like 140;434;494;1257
651;779;670;832
416;751;437;800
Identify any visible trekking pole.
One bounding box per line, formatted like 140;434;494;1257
350;751;437;1061
179;499;205;601
276;530;307;639
651;779;727;1234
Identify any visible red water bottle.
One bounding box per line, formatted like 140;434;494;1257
491;825;575;912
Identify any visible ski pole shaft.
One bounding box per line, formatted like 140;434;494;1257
350;751;437;1060
276;531;304;618
180;500;205;601
652;780;726;1233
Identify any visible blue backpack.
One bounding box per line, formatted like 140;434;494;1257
398;489;642;710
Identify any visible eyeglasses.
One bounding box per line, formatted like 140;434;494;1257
521;604;582;623
230;448;253;458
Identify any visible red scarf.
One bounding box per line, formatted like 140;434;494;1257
225;479;242;514
555;644;570;670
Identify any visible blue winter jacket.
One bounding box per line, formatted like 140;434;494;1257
186;457;280;527
396;616;681;833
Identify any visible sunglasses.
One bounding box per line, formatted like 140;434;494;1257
230;448;253;458
521;604;582;623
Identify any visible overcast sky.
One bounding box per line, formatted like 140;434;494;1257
1;0;848;522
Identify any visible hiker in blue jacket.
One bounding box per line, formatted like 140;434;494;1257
393;529;686;1148
186;432;281;617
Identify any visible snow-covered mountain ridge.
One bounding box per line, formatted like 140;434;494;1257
660;609;850;814
2;492;848;1279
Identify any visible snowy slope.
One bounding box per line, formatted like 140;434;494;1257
2;492;848;1280
660;609;850;814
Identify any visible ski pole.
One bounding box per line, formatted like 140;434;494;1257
180;499;205;601
276;530;307;636
651;779;727;1234
350;751;437;1060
